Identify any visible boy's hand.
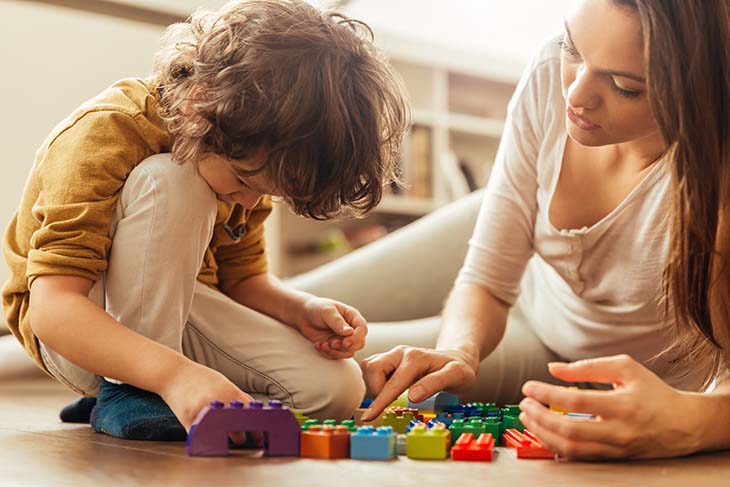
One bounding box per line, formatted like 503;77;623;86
160;360;256;441
297;297;368;359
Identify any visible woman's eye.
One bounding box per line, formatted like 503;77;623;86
611;81;642;98
558;39;581;59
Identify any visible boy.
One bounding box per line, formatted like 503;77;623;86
2;0;408;440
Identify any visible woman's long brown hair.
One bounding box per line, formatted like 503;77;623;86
616;0;730;386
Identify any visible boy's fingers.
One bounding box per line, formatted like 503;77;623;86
325;307;353;336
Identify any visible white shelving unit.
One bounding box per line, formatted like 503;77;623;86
266;33;519;278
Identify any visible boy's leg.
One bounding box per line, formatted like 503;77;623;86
182;281;365;421
40;153;218;439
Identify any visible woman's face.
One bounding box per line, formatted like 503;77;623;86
561;0;658;147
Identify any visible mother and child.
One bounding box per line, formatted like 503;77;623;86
3;0;730;460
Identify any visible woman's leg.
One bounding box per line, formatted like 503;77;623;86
354;295;566;405
181;281;365;421
286;190;484;322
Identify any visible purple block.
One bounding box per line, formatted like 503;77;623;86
186;400;300;457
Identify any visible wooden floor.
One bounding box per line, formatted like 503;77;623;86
1;376;729;487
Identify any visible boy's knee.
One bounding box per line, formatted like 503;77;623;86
295;358;365;421
125;153;217;223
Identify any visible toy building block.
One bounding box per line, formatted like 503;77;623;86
448;418;487;446
500;405;524;435
359;399;374;409
186;400;300;457
302;418;356;432
551;387;579;414
407;391;459;413
381;408;422;434
483;417;502;446
451;433;495;461
354;408;383;427
406;423;451;460
422;412;436;424
396;434;407;455
389;390;410;409
502;428;555;459
300;424;351;459
350;426;396;460
294;411;311;426
566;412;594;419
550;404;568;414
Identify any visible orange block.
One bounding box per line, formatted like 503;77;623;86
300;425;350;459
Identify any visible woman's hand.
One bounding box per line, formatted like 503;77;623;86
297;297;368;359
360;345;478;422
519;354;704;460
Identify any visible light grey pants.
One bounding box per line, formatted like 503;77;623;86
40;154;364;421
289;190;567;405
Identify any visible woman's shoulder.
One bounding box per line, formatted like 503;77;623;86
513;32;563;106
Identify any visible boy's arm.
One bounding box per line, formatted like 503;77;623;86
30;275;255;430
30;275;188;393
220;272;367;359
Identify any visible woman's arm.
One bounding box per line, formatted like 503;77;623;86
360;282;509;421
692;376;730;451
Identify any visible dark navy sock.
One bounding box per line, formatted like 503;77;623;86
89;379;186;441
59;396;98;423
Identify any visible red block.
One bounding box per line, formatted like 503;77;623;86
502;429;555;459
451;432;494;461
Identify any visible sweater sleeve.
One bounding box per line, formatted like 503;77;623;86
455;54;553;305
215;196;272;285
27;110;154;287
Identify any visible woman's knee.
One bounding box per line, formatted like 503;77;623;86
293;358;365;421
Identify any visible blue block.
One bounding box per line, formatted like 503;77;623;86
350;426;396;460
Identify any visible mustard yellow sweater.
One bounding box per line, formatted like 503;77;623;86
2;78;271;374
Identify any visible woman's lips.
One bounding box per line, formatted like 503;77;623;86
567;106;600;130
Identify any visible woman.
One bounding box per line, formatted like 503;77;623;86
354;0;730;460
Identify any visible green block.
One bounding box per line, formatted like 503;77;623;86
301;419;320;431
483;417;501;446
501;415;525;435
340;419;357;432
406;424;450;460
448;418;486;446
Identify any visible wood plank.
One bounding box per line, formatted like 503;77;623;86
2;377;730;487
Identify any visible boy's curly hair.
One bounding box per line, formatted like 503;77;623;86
153;0;410;219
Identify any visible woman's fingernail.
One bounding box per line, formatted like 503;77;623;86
361;409;372;421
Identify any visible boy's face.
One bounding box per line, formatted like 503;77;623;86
197;151;278;208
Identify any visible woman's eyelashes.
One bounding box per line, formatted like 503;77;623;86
558;39;581;59
611;81;642;98
559;39;643;99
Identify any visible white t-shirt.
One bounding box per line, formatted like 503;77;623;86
456;36;706;391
